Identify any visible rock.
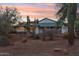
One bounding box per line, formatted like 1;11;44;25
53;48;69;55
0;36;10;46
0;53;12;56
22;39;27;43
53;48;62;52
63;49;69;55
21;37;27;43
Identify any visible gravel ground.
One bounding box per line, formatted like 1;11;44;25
0;34;78;56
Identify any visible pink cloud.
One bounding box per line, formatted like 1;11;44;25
1;4;58;19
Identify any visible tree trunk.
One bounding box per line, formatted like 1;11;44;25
67;4;77;46
68;21;74;46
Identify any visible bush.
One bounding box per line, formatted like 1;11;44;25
0;36;10;46
33;34;40;39
63;32;69;39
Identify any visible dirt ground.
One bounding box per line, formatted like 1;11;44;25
0;34;79;56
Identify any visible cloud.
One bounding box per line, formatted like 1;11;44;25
0;3;58;20
16;5;58;18
19;11;43;16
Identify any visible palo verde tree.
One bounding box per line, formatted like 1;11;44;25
57;3;77;46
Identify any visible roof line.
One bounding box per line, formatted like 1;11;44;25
38;18;56;22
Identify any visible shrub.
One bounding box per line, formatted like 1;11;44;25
63;32;69;39
0;36;10;46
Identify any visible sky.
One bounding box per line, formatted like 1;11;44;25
0;3;79;22
0;3;59;21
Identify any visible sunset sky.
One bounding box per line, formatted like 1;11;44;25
0;3;60;21
0;3;79;22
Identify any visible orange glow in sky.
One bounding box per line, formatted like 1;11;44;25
0;3;59;21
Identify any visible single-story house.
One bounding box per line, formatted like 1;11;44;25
61;23;68;34
13;22;27;33
13;21;36;33
34;18;57;34
38;18;56;30
13;18;57;34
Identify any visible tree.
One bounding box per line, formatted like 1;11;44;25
74;14;79;38
0;6;20;46
32;18;40;39
57;3;77;46
74;13;79;28
26;16;31;33
0;6;20;36
34;18;39;33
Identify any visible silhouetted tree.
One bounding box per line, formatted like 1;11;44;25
33;18;40;39
57;3;77;46
26;16;31;33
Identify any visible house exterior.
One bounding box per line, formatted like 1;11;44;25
13;21;35;33
13;18;57;34
38;18;56;30
13;22;27;33
61;24;68;34
34;18;57;34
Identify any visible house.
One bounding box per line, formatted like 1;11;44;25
13;21;36;33
13;18;57;34
61;23;68;34
13;22;27;33
38;18;56;30
34;18;57;34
